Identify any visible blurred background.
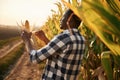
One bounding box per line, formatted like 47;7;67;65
0;0;120;80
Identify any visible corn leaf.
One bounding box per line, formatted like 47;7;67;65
61;0;120;55
101;51;113;80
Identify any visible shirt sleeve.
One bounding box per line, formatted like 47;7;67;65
30;35;66;63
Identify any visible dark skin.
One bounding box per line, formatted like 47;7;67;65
35;30;49;44
21;31;33;52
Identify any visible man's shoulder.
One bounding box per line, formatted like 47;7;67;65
55;32;69;40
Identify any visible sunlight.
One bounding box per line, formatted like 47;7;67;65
0;0;59;26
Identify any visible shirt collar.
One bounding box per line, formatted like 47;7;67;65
63;28;79;34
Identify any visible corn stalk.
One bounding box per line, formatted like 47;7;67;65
101;51;113;80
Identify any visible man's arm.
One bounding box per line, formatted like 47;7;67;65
21;30;64;63
35;30;49;44
21;30;49;53
21;31;34;53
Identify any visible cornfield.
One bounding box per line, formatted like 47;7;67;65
20;0;120;80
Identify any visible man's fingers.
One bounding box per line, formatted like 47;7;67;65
21;30;32;39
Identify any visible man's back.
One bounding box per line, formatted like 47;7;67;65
40;29;85;80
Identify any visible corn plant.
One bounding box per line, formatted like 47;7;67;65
44;2;65;37
61;0;120;80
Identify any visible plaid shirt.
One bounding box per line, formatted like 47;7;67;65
30;28;85;80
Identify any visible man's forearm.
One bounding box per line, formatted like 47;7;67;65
43;38;50;44
24;39;34;53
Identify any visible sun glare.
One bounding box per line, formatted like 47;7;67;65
0;0;59;27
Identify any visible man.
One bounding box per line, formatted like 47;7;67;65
21;9;85;80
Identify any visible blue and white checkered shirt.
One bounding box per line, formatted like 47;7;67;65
30;28;85;80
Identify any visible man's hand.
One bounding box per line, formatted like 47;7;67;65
35;30;49;44
35;30;47;41
21;30;32;42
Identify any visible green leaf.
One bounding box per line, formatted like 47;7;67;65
101;51;113;80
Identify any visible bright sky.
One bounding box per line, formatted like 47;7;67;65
0;0;62;27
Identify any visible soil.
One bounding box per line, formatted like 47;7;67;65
0;40;23;58
4;51;43;80
0;39;44;80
